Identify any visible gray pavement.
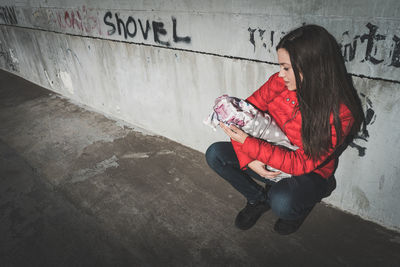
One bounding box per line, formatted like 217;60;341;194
1;69;400;266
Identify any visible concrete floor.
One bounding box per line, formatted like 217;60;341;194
0;69;399;267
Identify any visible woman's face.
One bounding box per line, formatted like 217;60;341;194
277;48;297;91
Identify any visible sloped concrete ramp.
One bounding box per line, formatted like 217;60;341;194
1;69;399;266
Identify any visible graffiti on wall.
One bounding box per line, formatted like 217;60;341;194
248;27;285;53
54;6;102;35
33;6;102;35
0;6;17;25
342;23;400;67
28;7;191;47
103;12;191;47
248;23;400;69
30;6;101;35
0;42;19;72
349;94;376;157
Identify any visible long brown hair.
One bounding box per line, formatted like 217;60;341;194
276;25;364;160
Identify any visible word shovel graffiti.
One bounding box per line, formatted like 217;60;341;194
103;12;191;47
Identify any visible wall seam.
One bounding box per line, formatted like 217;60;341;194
1;23;399;84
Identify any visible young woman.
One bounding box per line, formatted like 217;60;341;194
205;24;364;235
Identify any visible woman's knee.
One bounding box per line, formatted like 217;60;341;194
268;182;298;220
205;142;224;169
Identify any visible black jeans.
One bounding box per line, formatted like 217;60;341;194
205;142;336;220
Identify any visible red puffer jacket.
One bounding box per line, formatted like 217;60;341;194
232;72;354;178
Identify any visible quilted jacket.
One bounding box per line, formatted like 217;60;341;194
231;72;354;178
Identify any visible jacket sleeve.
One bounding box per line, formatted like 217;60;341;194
232;73;285;169
231;139;254;169
240;108;354;176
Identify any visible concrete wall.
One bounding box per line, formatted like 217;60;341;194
1;0;399;231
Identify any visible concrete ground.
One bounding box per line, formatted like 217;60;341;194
0;69;399;267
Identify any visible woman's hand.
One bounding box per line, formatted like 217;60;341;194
219;122;248;144
219;123;280;179
248;160;281;179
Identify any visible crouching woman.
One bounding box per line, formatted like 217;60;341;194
206;24;364;235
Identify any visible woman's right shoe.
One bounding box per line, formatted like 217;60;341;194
273;215;308;235
235;201;271;230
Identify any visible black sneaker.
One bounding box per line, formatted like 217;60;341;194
273;215;308;235
235;200;270;230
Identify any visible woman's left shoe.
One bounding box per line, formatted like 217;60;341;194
273;214;308;235
235;200;270;230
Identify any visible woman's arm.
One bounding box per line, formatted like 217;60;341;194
230;73;286;169
220;123;281;178
240;113;354;176
224;106;354;176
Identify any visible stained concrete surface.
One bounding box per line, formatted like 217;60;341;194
0;69;399;267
